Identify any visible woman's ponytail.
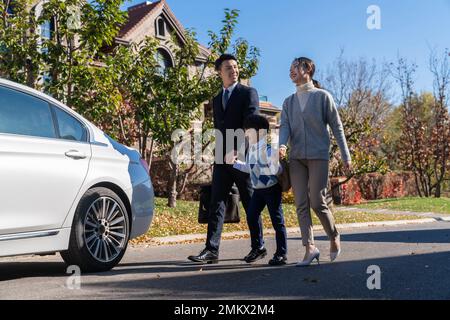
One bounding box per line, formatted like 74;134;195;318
312;79;321;89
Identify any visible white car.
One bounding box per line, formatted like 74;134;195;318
0;78;154;272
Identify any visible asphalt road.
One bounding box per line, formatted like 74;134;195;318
1;221;450;300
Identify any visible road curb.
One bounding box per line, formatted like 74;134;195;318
136;217;449;246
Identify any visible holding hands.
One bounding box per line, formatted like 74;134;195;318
279;146;287;160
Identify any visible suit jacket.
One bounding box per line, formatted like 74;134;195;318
213;83;259;159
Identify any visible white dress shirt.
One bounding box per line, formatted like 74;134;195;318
222;82;238;109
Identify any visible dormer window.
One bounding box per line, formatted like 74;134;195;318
156;16;166;38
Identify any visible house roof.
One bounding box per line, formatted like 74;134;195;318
117;1;161;39
117;0;210;59
259;101;281;115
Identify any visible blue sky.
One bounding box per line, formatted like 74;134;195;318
125;0;450;107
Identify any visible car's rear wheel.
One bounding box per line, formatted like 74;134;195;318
61;187;130;272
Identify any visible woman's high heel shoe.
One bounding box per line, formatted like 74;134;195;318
330;235;341;262
296;247;320;267
330;249;341;262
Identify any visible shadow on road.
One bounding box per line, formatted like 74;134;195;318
289;227;450;244
0;261;67;281
81;227;450;299
81;250;450;300
1;227;450;299
107;259;270;275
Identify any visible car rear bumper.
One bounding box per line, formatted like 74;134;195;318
129;178;155;239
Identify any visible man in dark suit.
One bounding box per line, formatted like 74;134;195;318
188;54;265;264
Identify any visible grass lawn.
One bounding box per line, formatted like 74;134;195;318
136;197;422;239
352;197;450;214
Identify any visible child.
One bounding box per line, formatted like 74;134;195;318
232;114;288;266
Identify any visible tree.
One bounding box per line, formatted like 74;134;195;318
69;52;129;143
154;8;260;207
206;8;260;91
381;104;404;169
322;52;391;185
429;48;450;197
0;0;42;87
0;0;128;140
38;0;127;106
144;30;212;207
391;57;425;196
390;56;450;197
323;50;393;127
103;37;160;152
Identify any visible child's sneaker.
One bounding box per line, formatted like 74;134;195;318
244;247;267;263
268;254;287;266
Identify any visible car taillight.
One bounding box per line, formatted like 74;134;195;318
140;158;150;174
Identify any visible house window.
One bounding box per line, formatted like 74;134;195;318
156;48;173;76
195;61;204;74
40;20;53;40
39;19;54;58
39;19;55;87
156;17;166;38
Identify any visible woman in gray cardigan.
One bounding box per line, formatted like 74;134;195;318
279;57;352;267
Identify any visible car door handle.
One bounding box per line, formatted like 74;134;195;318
65;150;87;160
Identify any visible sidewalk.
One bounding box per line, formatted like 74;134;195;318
134;207;450;246
335;206;450;219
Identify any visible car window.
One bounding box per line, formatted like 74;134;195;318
52;105;87;142
0;85;56;138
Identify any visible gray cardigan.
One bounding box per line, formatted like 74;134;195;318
279;88;351;162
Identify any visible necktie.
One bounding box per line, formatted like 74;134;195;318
223;89;229;111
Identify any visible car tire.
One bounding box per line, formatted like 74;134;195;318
60;187;130;272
